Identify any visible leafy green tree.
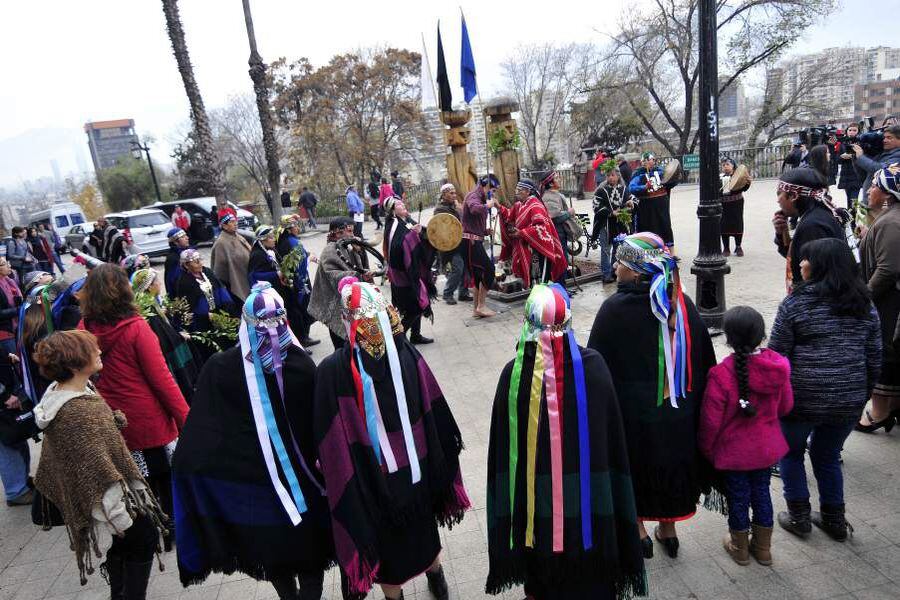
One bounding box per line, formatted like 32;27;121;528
97;156;162;212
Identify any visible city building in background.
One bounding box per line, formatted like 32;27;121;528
854;80;900;125
84;119;139;174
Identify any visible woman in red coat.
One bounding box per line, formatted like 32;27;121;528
80;263;189;550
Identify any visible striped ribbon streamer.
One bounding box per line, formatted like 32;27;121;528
354;347;398;472
377;308;421;484
239;316;306;525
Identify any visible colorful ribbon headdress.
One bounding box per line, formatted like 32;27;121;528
615;232;693;407
874;162;900;200
506;283;593;553
339;277;421;485
238;282;320;525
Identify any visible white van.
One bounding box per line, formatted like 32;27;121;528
29;202;88;238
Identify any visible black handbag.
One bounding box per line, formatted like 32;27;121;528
31;488;65;528
0;383;40;446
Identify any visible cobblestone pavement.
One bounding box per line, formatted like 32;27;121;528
2;180;898;599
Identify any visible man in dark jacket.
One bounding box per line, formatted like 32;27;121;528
853;125;900;201
4;227;35;285
837;124;863;211
390;170;404;198
593;168;633;283
298;186;318;229
772;168;844;291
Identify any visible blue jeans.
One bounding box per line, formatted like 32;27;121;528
443;253;466;299
779;420;855;505
51;251;66;273
724;469;773;530
0;440;30;501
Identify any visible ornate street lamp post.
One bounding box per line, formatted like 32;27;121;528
131;141;163;205
690;0;730;329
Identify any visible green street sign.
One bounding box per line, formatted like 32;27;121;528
682;154;700;170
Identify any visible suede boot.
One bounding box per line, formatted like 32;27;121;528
425;565;450;600
812;503;853;542
723;529;751;566
778;499;812;537
123;560;153;600
750;524;773;565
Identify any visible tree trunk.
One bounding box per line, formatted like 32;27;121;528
242;0;281;223
161;0;226;211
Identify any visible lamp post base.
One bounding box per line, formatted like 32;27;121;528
690;257;731;330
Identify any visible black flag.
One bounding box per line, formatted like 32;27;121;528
436;23;453;112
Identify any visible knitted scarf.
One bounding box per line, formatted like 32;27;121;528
486;284;646;599
34;393;167;584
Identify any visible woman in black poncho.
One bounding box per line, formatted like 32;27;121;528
588;232;715;560
313;278;468;600
172;282;334;599
486;283;646;600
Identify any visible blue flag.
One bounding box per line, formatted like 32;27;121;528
460;14;477;103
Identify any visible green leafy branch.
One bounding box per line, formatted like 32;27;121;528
488;128;521;156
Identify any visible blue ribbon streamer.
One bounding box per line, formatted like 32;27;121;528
247;324;307;514
567;330;593;550
355;348;382;465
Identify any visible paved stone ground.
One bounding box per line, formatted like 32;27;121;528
2;180;898;599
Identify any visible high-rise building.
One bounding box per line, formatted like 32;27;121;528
854;80;900;125
866;47;900;82
84;119;139;174
719;77;746;123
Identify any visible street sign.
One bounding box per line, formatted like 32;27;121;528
682;154;700;170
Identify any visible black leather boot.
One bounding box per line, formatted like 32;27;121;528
101;553;125;600
812;503;853;542
123;560;153;600
425;565;449;600
778;499;812;538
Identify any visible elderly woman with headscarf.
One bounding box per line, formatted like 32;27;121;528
497;180;567;288
383;196;437;345
856;164;900;433
720;158;752;257
276;215;319;347
313;277;468;600
486;283;647;600
173;282;334;600
587;232;716;560
171;249;237;364
131;268;199;404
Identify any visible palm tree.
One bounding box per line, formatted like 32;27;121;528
242;0;282;221
160;0;226;212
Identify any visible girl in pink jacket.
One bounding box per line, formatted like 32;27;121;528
698;306;793;568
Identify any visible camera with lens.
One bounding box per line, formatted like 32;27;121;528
797;125;837;148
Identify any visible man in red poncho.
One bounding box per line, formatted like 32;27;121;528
498;179;567;288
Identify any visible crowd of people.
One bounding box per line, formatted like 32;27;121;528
0;131;898;600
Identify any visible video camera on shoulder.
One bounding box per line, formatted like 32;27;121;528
797;125;837;148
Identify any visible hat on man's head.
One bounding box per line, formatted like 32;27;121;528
23;271;52;295
641;151;656;161
167;227;187;242
219;213;236;226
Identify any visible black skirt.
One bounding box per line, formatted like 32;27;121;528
634;193;674;245
462;238;495;289
721;193;745;235
374;512;441;585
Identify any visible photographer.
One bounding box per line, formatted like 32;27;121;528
853;124;900;199
837;124;863;211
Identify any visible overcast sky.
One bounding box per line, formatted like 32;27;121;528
1;0;898;185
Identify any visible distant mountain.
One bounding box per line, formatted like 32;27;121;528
0;127;92;187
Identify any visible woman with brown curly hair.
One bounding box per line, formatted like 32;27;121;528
33;329;168;598
79;263;188;551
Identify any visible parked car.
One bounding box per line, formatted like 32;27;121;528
65;224;89;254
149;197;259;243
104;209;171;258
